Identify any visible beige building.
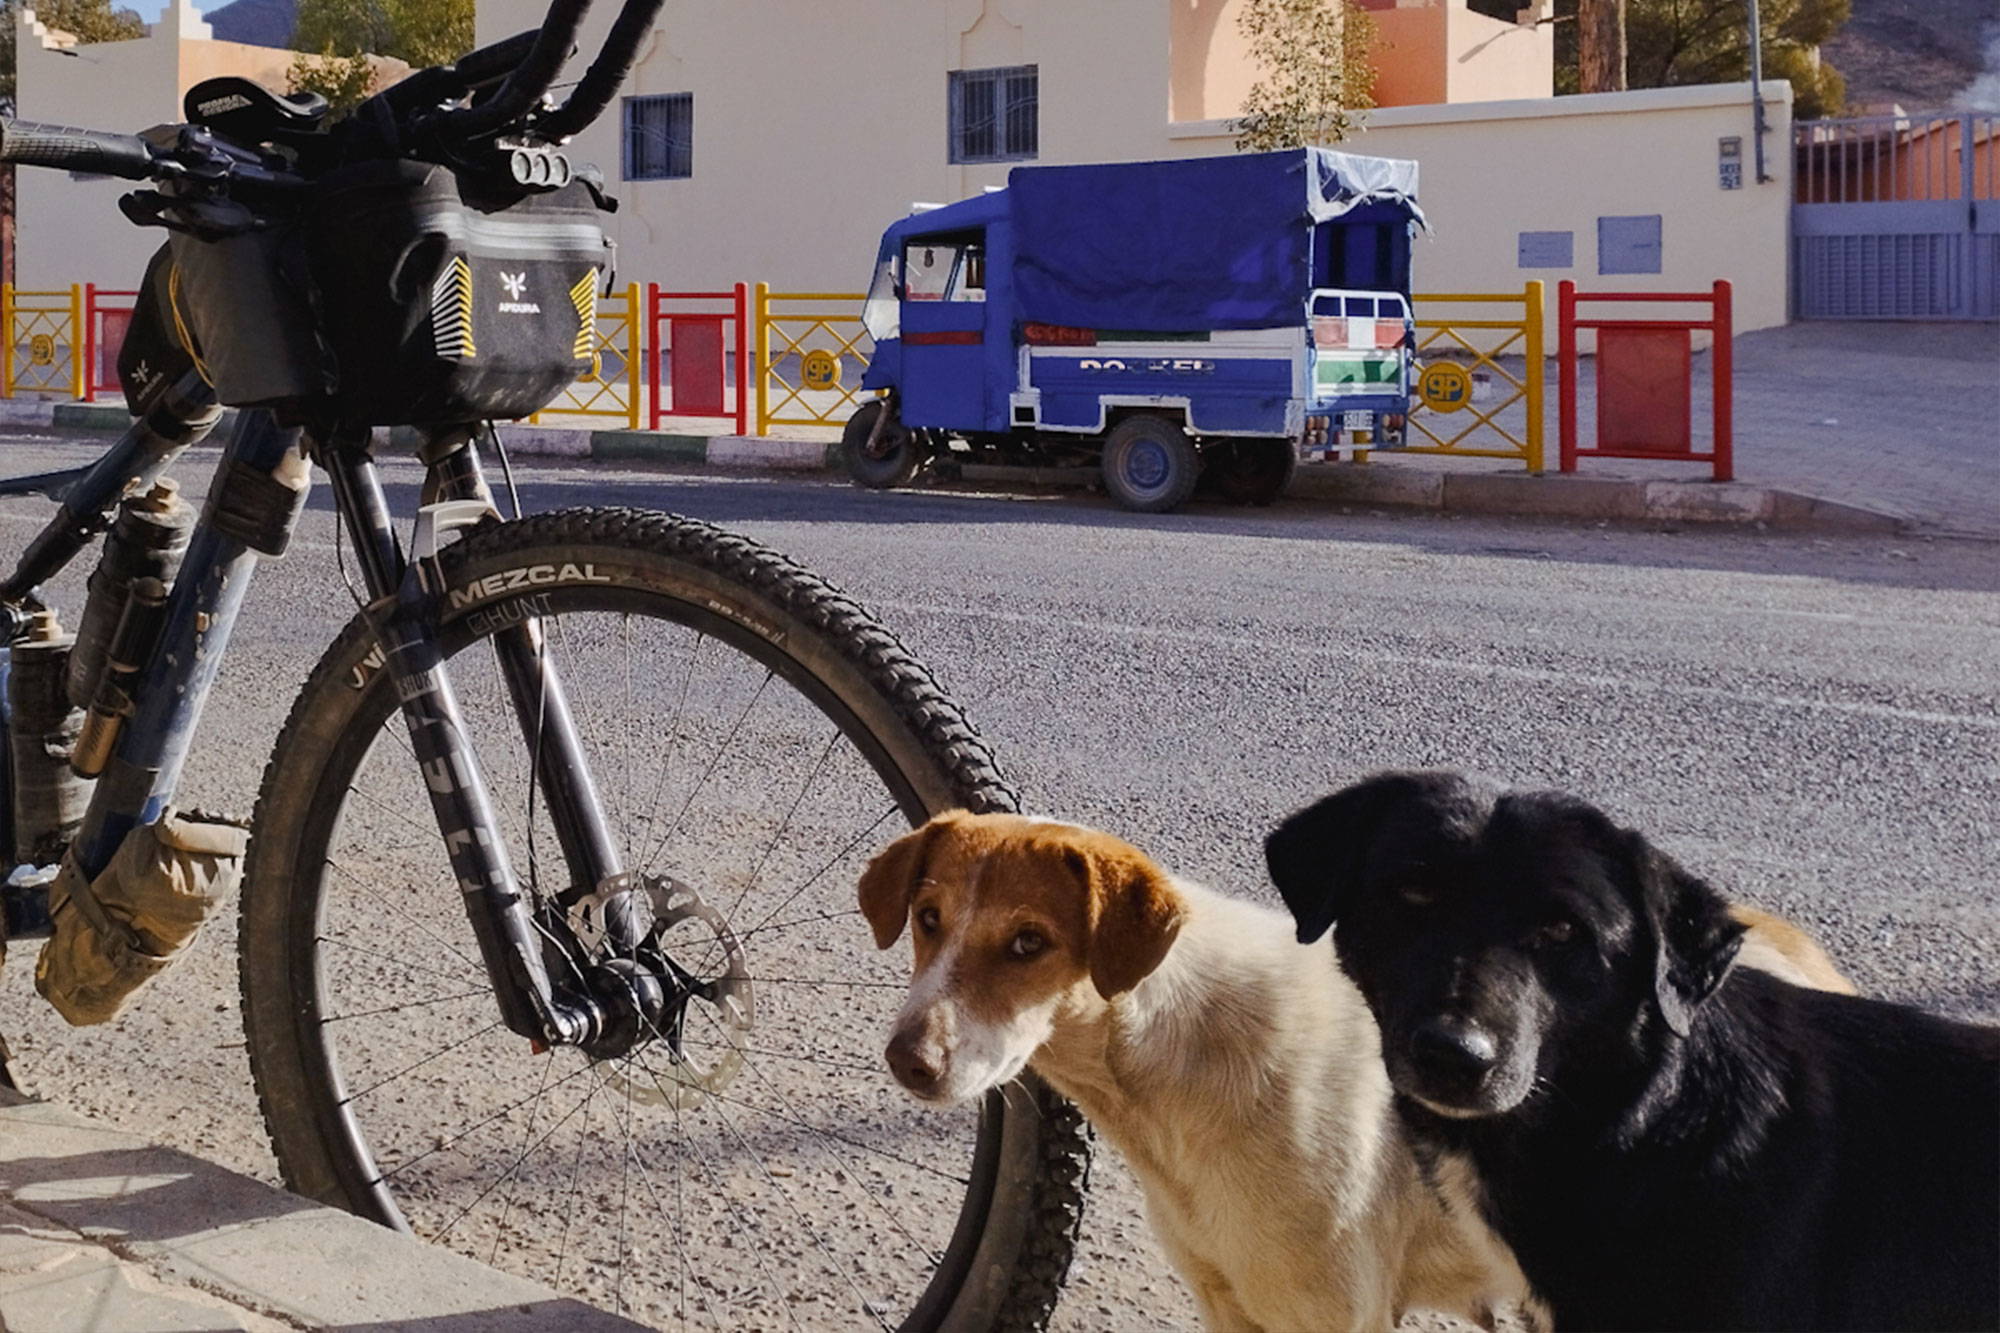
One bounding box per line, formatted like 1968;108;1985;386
14;0;1794;334
469;0;1790;331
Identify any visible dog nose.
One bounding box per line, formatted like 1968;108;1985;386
1412;1019;1498;1079
886;1030;944;1094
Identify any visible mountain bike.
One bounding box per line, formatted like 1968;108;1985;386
0;2;1087;1326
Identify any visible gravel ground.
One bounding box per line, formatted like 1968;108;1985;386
0;437;1993;1331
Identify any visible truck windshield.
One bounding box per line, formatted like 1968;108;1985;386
863;257;899;342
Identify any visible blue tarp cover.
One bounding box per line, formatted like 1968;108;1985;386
1008;148;1420;333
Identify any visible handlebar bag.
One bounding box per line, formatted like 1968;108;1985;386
117;246;203;414
303;159;613;426
164;226;332;408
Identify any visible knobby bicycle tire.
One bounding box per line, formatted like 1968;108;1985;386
238;507;1088;1331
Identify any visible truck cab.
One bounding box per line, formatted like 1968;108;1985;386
849;149;1423;512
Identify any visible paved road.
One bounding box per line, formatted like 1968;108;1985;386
0;438;1994;1330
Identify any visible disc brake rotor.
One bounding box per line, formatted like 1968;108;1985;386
572;874;754;1110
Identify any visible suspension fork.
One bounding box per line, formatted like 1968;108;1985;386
317;430;599;1047
414;431;625;911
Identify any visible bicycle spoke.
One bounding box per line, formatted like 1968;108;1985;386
376;1055;598;1180
695;728;846;975
322;858;487;980
341;1019;507;1107
630;1051;808;1331
691;1006;942;1269
640;1047;893;1331
322;989;491;1024
636;630;705;875
654;667;775;858
735;806;901;945
314;933;483;989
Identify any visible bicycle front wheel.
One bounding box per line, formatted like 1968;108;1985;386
239;508;1087;1331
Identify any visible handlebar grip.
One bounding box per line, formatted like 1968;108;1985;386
0;119;156;178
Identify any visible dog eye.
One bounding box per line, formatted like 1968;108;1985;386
916;906;941;934
1397;885;1434;908
1008;929;1047;959
1527;919;1577;949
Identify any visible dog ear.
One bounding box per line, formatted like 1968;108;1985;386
857;814;961;949
1631;835;1747;1037
1266;772;1468;944
1062;835;1184;999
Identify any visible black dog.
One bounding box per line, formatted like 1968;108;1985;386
1266;771;2000;1333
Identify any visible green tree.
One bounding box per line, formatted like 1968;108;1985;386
1233;0;1378;152
288;0;471;113
1554;0;1848;118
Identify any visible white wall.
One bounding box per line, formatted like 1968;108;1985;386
14;2;402;294
18;1;1793;341
479;0;1791;332
15;4;196;293
477;0;1183;295
1174;81;1797;334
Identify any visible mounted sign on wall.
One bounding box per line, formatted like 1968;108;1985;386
1718;136;1744;190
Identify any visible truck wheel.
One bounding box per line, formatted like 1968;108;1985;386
1205;439;1296;506
843;399;926;489
1101;415;1201;513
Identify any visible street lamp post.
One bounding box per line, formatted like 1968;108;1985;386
1746;0;1773;182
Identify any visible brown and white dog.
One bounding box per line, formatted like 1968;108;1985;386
859;811;1536;1332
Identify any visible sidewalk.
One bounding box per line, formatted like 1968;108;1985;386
14;321;1994;537
0;1088;642;1332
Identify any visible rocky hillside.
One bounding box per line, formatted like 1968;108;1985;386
1821;0;1998;112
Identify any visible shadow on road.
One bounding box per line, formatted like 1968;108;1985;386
340;463;1999;596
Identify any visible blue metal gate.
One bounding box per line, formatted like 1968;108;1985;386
1793;112;1998;320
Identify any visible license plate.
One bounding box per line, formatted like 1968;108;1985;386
1343;410;1374;429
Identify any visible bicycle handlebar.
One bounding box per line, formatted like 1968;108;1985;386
0;119;156;179
535;0;665;140
422;0;591;143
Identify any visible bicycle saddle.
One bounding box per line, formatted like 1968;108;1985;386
184;77;329;143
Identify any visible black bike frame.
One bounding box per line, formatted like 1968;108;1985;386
0;394;629;1048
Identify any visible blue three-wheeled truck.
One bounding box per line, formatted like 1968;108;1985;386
844;147;1426;512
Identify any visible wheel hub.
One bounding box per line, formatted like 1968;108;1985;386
1126;437;1169;489
564;872;754;1107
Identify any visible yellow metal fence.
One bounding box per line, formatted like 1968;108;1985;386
2;285;82;399
1400;282;1546;472
531;281;641;429
2;279;1547;475
753;285;872;434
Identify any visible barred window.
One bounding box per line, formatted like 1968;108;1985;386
948;66;1037;164
623;93;692;181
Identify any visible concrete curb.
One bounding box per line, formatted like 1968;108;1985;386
1286;464;1906;533
9;412;1913;535
0;1089;643;1330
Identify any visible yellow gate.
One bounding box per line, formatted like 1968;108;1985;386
2;285;82;399
1401;282;1545;472
754;285;872;434
533;281;640;429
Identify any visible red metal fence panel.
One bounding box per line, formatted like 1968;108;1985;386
81;285;137;404
1558;280;1733;481
647;283;748;433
